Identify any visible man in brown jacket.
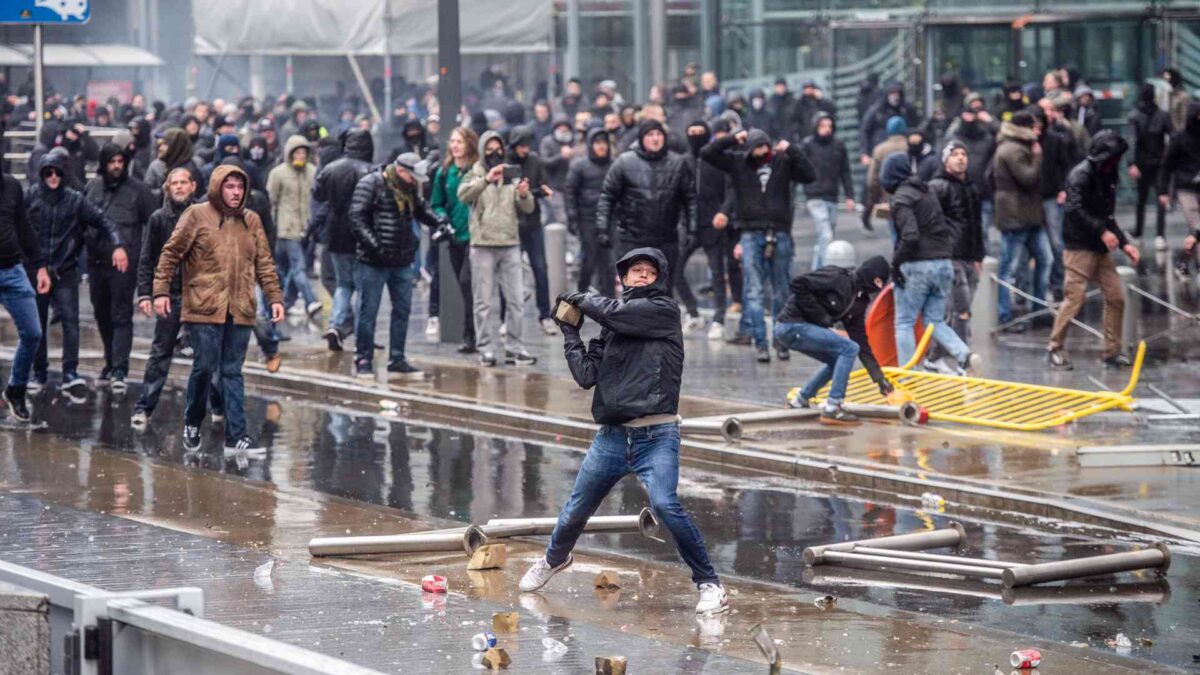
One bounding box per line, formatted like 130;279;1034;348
153;164;284;452
992;110;1052;325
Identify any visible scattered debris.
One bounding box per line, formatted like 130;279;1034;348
380;399;399;411
481;647;511;670
1137;637;1154;647
1010;648;1041;668
594;655;628;675
467;544;507;571
920;492;946;511
593;570;621;589
253;559;274;581
1106;633;1132;650
813;595;837;610
472;632;497;651
542;637;569;662
492;611;519;634
421;574;448;593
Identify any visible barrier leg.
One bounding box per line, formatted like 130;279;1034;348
545;223;568;304
1118;265;1139;350
971;256;999;340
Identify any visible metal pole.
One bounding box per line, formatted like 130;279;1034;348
383;0;392;118
851;546;1026;569
1118;265;1139;349
1002;543;1171;589
699;0;717;73
822;550;1006;580
565;0;581;82
632;0;648;101
285;54;294;94
437;0;465;344
34;25;44;136
307;525;485;557
545;223;568;303
487;507;660;539
841;402;926;426
971;256;999;340
803;523;965;564
648;0;667;88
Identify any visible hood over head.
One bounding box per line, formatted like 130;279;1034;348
282;134;310;164
402;119;426;141
615;247;670;300
745;128;771;151
477;129;506;157
585;127;612;163
998;119;1039;145
38;150;68;189
112;130;135;151
551;115;573;132
299;119;321;141
879;151;912;193
854;255;891;291
685;118;711;156
98;142;129;187
160;128;194;169
214;133;242;163
207;163;251;217
507;124;535;151
343;128;374;162
1086;129;1128;171
635;119;668;160
811;111;835;139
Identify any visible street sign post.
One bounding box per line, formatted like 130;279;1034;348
0;1;92;134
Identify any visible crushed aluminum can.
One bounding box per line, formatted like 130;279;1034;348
421;574;448;593
472;632;498;651
1010;649;1042;669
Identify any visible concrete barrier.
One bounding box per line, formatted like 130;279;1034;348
0;580;50;675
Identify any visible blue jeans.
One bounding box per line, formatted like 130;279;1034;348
277;239;317;307
544;423;719;587
328;252;357;335
0;266;42;388
774;321;859;405
185;316;253;440
354;262;416;365
894;259;970;366
998;228;1053;323
34;269;80;378
1042;198;1065;292
806;200;837;270
739;230;794;347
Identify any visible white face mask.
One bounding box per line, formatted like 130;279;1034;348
554;129;573;144
250;147;265;161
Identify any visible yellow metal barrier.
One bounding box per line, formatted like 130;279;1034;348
806;328;1146;431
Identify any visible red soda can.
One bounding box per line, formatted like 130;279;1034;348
421;574;448;593
1010;649;1041;669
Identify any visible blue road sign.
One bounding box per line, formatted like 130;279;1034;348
0;0;90;25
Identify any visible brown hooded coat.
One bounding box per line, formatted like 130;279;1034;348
152;164;283;325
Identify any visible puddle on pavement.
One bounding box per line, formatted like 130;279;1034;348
5;382;1200;670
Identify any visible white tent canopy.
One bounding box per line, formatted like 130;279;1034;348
192;0;553;56
0;43;164;67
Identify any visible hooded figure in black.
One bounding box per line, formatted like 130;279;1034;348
24;151;124;389
84;143;156;384
524;247;726;612
776;255;892;424
127;118;154;181
1127;83;1174;241
1049;130;1139;369
681;119;735;327
313;128;375;341
29;119;97;191
859;82;918;159
506;124;554;324
391;119;433;163
565;128;615;294
1159;102;1200;256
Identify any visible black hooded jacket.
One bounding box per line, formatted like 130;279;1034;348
313;129;375;253
777;255;891;389
928;167;984;263
683;123;735;245
881;156;955;266
701;129;816;231
563;128;612;235
84;143;156;264
1127;94;1173;170
596;121;696;245
562;248;684;425
1064;130;1131;254
136;194;194;301
0;172;41;270
1159;102;1200;198
25;153;121;278
859;84;918;155
801;113;854;202
506;125;549;229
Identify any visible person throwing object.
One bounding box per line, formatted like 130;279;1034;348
519;248;729;616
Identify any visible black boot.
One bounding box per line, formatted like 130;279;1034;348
3;385;30;423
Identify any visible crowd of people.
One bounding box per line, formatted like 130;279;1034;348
3;61;1200;439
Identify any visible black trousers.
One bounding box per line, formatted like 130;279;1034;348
135;295;182;414
1134;168;1166;238
576;227;614;297
679;234;728;324
89;263;136;378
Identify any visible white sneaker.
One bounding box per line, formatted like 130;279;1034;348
286;301;305;316
425;317;440;336
540;318;557;335
695;582;730;615
682;315;704;334
500;323;508;337
962;352;982;375
306;301;323;318
1155;236;1168;251
519;554;573;592
706;322;724;340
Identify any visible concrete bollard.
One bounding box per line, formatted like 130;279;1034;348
970;256;999;340
1117;265;1139;348
545;223;569;304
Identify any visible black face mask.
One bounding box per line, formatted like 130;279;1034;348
687;133;707;155
908;141;923;157
484;150;504;168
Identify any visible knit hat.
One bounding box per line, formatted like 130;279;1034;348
941;139;967;165
885;116;908;136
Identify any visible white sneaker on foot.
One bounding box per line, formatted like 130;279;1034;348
706;322;724;340
306;301;323;318
425;316;440;336
1155;236;1168;251
682;315;704;334
962;352;982;375
695;582;730;615
519;555;573;592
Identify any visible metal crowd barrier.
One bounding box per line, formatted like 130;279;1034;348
0;558;382;675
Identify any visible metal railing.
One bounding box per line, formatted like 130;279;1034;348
0;558;383;675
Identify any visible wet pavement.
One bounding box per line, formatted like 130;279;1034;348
1;383;1196;671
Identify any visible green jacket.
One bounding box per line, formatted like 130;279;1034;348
430;163;471;244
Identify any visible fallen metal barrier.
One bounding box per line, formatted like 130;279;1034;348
1076;444;1200;468
803;525;1171;589
680;402;924;442
308;509;661;558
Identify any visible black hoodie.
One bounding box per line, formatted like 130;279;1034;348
564;128;612;235
506;124;549;228
1064;130;1131;254
701;128;816;231
26;152;120;277
777;255;891;390
682;121;735;244
84;143;155;263
313;128;375;253
562;247;684;425
1159;102;1200;201
136;192;194;301
1127;85;1173;170
801;113;854;202
0;170;40;270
